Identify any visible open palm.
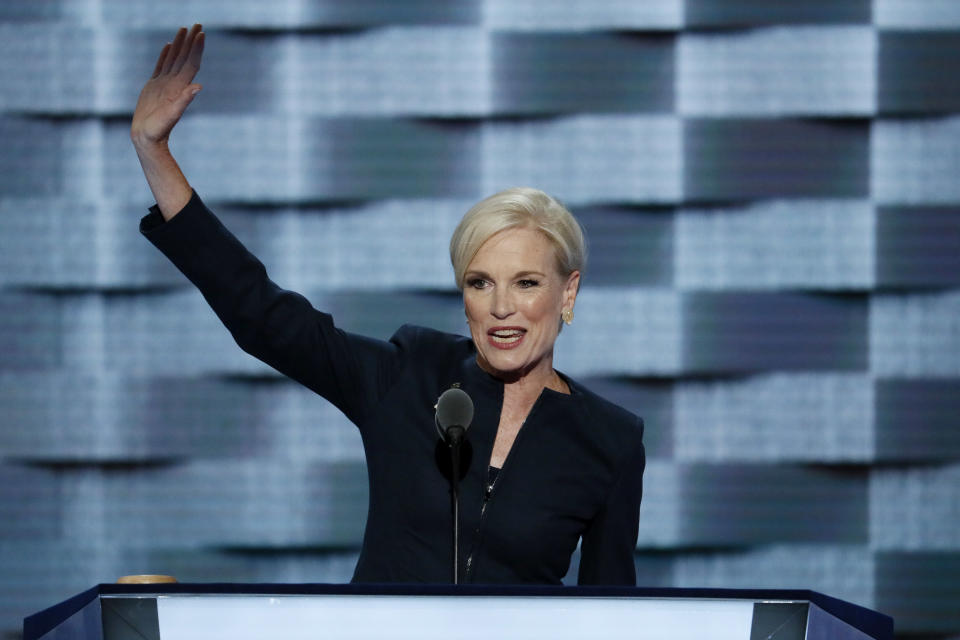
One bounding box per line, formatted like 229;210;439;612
131;24;205;146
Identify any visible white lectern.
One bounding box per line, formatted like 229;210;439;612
24;584;893;640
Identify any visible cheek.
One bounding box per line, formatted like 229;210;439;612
463;294;480;321
523;294;561;325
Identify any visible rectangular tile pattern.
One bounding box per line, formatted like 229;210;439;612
1;2;959;637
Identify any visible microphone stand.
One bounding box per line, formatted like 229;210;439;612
446;424;466;585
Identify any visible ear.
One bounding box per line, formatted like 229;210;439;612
562;270;580;313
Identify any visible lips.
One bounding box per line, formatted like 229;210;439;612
488;327;526;349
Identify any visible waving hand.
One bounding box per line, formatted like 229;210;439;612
131;24;205;147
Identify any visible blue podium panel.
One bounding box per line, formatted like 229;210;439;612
25;585;892;640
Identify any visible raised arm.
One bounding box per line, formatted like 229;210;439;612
130;24;205;220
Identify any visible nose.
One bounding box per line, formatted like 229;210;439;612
491;286;515;319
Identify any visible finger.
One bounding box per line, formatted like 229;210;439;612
186;32;205;73
151;43;171;79
173;23;202;73
161;27;187;74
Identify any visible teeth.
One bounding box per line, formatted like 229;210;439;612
491;329;523;344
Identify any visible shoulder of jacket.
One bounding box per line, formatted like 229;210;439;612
569;379;645;447
389;324;473;358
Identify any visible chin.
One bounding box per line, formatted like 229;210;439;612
482;353;519;373
489;359;525;377
478;349;538;380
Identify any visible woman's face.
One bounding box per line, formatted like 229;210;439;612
463;226;579;382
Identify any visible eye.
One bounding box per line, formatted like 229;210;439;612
467;278;489;289
517;279;540;288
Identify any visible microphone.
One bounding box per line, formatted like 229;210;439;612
435;387;474;447
434;386;474;584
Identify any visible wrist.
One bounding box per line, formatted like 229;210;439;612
131;133;170;156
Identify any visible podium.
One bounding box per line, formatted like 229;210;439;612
24;584;893;640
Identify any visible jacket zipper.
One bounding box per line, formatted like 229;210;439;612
464;394;543;581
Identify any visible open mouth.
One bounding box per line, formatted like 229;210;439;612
488;328;526;349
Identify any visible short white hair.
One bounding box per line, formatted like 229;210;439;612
449;187;586;290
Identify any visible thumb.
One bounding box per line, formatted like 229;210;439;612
176;84;202;109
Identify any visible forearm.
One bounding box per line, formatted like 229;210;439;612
133;138;192;221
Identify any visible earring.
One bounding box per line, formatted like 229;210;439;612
562;309;574;325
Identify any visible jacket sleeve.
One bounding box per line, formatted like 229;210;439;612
140;191;402;427
577;418;645;586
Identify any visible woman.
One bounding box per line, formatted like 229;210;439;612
132;25;645;585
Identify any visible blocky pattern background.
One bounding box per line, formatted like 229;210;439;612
2;1;960;638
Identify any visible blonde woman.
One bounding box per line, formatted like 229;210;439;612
132;25;645;585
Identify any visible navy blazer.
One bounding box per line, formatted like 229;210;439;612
141;192;646;585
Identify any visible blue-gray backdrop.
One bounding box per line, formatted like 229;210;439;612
1;1;959;638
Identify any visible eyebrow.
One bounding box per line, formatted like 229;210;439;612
464;269;548;279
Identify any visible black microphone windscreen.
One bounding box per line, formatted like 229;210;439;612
436;387;474;433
